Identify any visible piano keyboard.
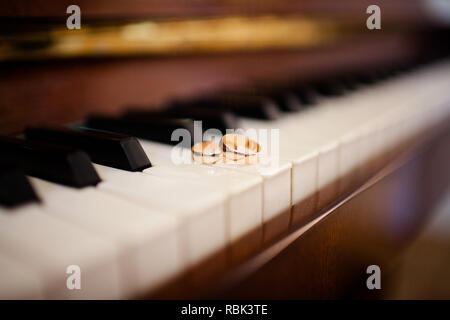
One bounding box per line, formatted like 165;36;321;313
1;59;450;299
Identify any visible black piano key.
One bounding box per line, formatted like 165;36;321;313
222;87;304;112
25;126;151;172
270;91;304;112
372;69;391;81
187;95;282;120
356;68;393;85
181;107;238;132
0;161;39;207
293;85;319;105
224;96;281;120
340;74;361;91
389;67;403;78
0;136;100;188
124;106;238;133
85;115;195;146
354;72;379;85
313;78;347;96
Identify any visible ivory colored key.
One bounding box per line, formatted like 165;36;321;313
0;204;121;299
28;177;181;298
93;164;227;268
0;254;43;299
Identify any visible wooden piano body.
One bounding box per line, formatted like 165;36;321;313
0;0;449;299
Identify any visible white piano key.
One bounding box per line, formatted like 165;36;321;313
0;204;121;299
339;131;360;180
289;151;318;225
0;254;43;299
139;140;263;243
28;177;181;297
93;164;227;267
316;141;340;205
212;153;292;241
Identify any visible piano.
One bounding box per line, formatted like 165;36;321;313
1;0;450;299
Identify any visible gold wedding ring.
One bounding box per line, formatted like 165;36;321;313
192;153;223;164
222;134;260;156
191;134;261;165
191;141;223;164
192;141;222;157
223;151;259;165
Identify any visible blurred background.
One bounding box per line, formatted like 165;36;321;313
1;0;450;135
386;191;450;299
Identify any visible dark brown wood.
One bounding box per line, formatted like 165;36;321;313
263;208;291;244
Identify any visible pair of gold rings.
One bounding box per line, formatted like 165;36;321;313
192;134;261;165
